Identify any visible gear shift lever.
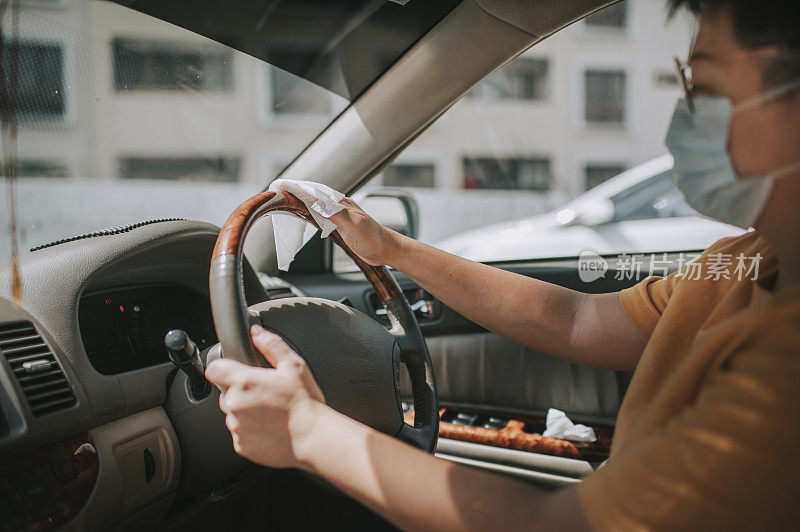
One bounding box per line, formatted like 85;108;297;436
165;329;210;399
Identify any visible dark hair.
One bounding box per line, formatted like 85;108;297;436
668;0;800;91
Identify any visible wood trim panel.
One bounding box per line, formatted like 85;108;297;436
438;418;582;460
406;409;612;462
0;433;98;531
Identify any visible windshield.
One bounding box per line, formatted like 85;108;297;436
1;0;457;258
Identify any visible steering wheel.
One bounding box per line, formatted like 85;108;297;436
209;191;438;452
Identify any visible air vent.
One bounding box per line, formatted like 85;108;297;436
265;287;296;300
0;322;76;416
257;273;303;300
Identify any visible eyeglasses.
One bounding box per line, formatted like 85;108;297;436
674;57;695;112
674;46;782;114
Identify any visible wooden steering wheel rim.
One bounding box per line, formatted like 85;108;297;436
208;190;439;451
211;190;401;302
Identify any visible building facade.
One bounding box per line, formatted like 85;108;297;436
3;0;692;251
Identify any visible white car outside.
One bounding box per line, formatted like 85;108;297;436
435;155;744;263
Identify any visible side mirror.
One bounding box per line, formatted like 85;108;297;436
570;199;615;226
357;189;420;240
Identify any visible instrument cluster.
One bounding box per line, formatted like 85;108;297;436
78;285;216;375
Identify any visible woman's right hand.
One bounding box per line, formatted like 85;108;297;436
329;198;406;267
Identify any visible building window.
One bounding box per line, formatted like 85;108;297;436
585;163;626;190
16;159;69;178
384;163;436;188
270;67;333;114
463;157;550;191
118;157;240;182
112;38;232;92
584;3;628;29
265;47;339;115
584;70;626;124
1;40;65;120
468;58;548;100
654;71;679;87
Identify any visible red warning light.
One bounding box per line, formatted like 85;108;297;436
105;298;112;305
119;305;125;312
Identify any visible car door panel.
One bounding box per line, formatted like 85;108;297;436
286;255;660;420
414;332;623;418
284;253;684;486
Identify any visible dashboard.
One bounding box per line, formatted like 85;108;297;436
79;285;216;375
0;221;268;531
0;218;615;531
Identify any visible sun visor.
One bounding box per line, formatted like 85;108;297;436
110;0;460;101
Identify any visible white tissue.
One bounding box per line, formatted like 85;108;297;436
268;179;345;271
542;408;597;442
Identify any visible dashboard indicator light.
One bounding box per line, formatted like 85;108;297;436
133;305;141;312
119;305;125;312
105;298;112;305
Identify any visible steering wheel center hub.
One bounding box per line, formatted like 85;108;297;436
251;297;404;436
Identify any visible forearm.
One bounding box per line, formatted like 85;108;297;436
297;404;588;532
386;234;639;368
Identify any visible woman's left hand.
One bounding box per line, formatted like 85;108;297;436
205;324;327;470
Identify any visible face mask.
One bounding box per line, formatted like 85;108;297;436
665;96;775;229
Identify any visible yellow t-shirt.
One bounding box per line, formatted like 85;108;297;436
577;231;800;531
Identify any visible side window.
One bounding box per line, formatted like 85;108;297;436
342;0;742;268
